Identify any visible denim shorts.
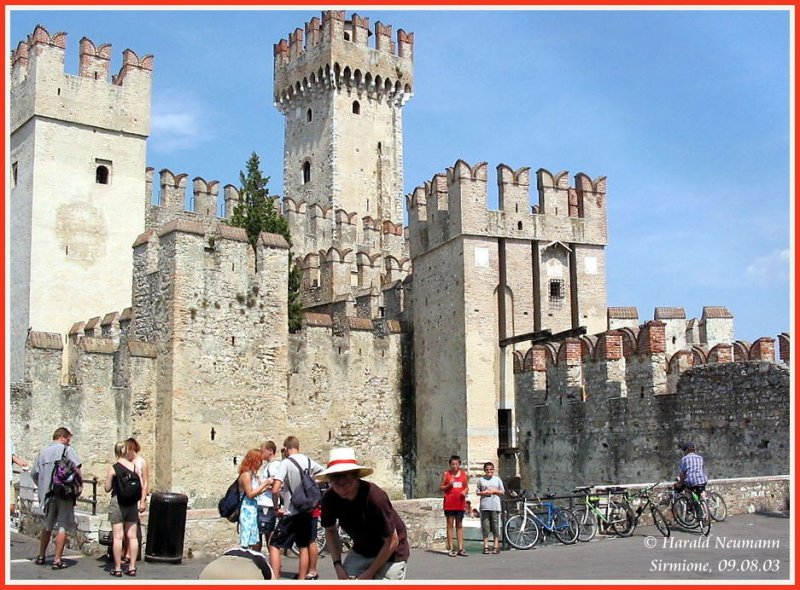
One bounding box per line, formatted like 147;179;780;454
257;506;277;536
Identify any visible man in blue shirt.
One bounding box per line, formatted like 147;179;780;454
31;427;81;569
677;441;708;496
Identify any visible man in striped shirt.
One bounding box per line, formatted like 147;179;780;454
677;441;708;496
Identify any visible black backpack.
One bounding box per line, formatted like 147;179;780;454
218;478;243;522
113;463;143;506
286;456;322;513
48;447;83;502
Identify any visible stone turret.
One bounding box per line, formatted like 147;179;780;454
9;25;153;382
273;11;413;225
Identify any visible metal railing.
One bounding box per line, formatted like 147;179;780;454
18;473;101;516
75;477;100;515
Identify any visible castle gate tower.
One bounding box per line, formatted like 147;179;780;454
273;11;413;226
407;163;608;494
9;27;152;381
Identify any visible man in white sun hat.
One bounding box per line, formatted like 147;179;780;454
316;448;409;580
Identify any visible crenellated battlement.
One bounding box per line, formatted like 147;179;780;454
10;25;153;136
407;160;608;258
146;168;228;231
282;196;406;257
280;195;409;318
608;305;737;356
513;317;787;404
274;11;413;110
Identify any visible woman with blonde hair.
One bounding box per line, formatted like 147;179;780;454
104;441;142;577
238;449;272;551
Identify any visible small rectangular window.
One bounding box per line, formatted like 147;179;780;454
95;158;112;185
549;279;564;299
498;409;512;449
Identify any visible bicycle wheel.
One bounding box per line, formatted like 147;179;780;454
697;499;711;536
672;496;698;529
650;506;670;538
504;514;539;549
552;508;579;544
707;491;728;522
573;506;598;542
609;502;636;537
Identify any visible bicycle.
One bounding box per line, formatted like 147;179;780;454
668;486;711;536
620;483;670;538
571;486;635;542
504;491;579;549
705;489;728;522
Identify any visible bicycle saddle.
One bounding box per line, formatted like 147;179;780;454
573;486;591;494
543;492;557;499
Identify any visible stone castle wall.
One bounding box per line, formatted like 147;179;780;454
513;327;790;494
286;317;407;498
10;217;408;506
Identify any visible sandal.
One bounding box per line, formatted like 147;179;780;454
448;549;457;557
34;556;46;566
110;570;123;577
125;568;137;577
51;561;69;570
482;548;490;554
457;549;468;557
492;548;500;554
304;573;319;580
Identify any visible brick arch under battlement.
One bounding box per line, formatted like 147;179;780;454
274;59;413;112
515;330;785;376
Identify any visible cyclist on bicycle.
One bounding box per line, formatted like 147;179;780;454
675;441;707;498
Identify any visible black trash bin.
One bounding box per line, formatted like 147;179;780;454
145;492;188;564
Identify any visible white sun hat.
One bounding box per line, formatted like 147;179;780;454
314;447;374;482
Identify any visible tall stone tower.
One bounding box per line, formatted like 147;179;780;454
273;11;413;226
407;162;608;494
9;26;152;381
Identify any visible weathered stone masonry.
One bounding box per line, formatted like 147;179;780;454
513;322;790;493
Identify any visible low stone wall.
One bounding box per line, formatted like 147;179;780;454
17;475;789;558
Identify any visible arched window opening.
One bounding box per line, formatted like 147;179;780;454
352;101;360;115
302;161;311;184
306;108;312;122
96;165;109;184
344;32;350;41
517;221;523;230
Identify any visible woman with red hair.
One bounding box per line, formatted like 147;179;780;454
239;449;272;550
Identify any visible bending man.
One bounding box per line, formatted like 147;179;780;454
316;448;409;580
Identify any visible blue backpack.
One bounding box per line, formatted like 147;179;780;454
218;478;243;522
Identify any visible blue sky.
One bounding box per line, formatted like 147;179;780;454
7;8;791;343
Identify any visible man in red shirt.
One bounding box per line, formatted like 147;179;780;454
440;455;469;557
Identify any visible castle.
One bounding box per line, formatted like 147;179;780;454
9;12;789;506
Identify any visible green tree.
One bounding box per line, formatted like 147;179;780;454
230;152;303;332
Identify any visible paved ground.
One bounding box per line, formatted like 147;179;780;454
8;511;791;581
